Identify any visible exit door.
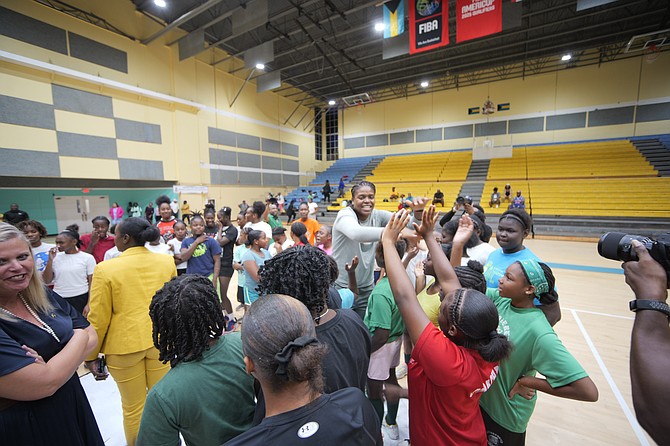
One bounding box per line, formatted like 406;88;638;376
54;195;109;233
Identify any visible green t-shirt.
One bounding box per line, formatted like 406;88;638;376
137;333;256;446
479;289;588;433
268;214;283;229
364;276;405;343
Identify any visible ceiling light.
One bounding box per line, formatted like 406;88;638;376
374;22;385;32
561;54;572;61
420;81;429;88
154;0;167;7
255;63;265;70
328;99;336;106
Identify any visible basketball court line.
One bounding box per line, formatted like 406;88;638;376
547;262;624;275
563;307;634;320
570;309;650;446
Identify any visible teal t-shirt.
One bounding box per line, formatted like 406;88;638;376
267;214;283;229
137;333;256;445
479;288;588;433
364;276;405;343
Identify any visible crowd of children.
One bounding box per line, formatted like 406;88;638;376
1;183;601;446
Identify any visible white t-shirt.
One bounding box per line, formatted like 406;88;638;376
167;238;188;270
465;242;497;267
269;238;295;257
32;242;55;273
103;246;121;261
308;202;318;217
52;251;96;298
145;242;174;256
244;221;272;239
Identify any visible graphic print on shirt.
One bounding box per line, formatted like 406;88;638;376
470;366;500;397
192;243;206;258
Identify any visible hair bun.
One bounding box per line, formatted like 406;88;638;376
466;259;484;273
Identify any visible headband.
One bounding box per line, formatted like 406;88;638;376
274;335;319;376
517;259;549;298
501;213;527;230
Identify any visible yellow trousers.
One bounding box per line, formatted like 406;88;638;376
106;348;169;446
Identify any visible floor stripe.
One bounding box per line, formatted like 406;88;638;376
547;262;624;275
563;308;634;320
570;310;650;445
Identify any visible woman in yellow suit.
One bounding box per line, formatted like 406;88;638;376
85;217;177;446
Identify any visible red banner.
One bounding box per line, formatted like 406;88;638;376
409;0;449;55
456;0;503;43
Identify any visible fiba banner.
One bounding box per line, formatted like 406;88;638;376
456;0;503;43
409;0;448;54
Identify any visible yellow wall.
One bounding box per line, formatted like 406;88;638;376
0;1;317;211
342;52;670;157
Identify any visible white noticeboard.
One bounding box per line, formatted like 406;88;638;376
173;185;208;194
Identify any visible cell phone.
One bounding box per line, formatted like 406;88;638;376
95;356;109;381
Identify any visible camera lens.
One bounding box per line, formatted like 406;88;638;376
598;232;650;262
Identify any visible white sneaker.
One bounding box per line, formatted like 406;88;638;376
383;420;400;441
395;363;408;379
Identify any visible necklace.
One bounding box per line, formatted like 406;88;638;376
0;296;61;343
314;308;329;324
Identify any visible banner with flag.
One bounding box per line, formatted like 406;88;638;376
409;0;448;54
383;0;405;39
456;0;503;43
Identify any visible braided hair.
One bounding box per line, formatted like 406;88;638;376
446;288;512;363
257;245;331;318
150;275;225;367
454;260;487;293
350;180;376;199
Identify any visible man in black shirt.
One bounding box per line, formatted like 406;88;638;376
3;203;29;226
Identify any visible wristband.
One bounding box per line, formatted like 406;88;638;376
629;300;670;319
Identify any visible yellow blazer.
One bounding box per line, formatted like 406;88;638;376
86;246;177;360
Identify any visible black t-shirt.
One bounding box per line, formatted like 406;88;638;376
219;225;238;265
326;286;342;310
3;210;29;225
316;309;371;394
226;388;382;446
252;309;371;425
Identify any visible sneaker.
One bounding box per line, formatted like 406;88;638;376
395;363;408;379
383;420;400;441
224;316;237;333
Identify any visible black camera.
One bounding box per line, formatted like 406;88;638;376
598;232;670;282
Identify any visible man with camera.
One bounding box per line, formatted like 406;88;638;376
622;239;670;445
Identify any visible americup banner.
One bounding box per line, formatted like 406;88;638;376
409;0;448;54
383;0;405;39
456;0;503;43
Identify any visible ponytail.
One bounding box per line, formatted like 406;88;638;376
450;289;513;363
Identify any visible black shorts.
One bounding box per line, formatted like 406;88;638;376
481;408;526;446
219;263;234;277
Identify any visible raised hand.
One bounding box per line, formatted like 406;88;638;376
453;214;475;247
412;205;439;238
345;255;359;272
382;210;411;244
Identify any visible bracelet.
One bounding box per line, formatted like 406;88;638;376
629;300;670;319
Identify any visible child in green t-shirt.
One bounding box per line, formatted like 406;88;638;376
363;238;407;440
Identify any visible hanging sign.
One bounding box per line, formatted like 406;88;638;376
456;0;502;43
409;0;449;54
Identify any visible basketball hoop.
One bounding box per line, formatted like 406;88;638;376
645;44;660;63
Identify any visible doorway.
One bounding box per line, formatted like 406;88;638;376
53;195;109;233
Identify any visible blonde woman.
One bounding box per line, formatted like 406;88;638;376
0;223;103;444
